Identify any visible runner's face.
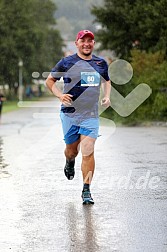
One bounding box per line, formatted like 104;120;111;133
75;35;95;56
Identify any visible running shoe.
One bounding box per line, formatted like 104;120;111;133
64;159;75;180
81;190;94;205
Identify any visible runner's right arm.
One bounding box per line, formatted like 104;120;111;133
46;74;72;106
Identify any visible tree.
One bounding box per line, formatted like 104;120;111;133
91;0;167;58
101;50;167;123
0;0;63;94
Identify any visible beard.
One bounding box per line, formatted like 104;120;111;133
82;51;92;56
78;47;93;59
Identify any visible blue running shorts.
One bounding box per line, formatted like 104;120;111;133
60;113;99;144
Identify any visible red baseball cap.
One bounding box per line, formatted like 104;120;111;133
76;30;94;41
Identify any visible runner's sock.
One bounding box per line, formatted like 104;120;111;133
83;183;90;191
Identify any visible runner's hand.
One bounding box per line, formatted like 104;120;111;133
101;97;111;107
59;94;73;106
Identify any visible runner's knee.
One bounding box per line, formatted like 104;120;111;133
64;146;78;159
81;140;95;157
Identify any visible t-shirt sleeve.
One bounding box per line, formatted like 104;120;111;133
101;60;110;82
51;58;65;80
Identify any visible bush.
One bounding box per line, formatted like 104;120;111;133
103;50;167;125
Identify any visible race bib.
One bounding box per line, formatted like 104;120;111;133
81;72;100;86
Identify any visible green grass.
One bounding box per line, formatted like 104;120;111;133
2;95;51;114
2;101;20;113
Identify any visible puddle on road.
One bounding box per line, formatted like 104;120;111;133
0;137;11;179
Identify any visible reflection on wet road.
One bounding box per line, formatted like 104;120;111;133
0;138;10;179
0;102;167;252
67;204;99;252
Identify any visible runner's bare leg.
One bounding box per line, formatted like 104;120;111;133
80;135;96;184
64;139;80;160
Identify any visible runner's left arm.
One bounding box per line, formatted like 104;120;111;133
101;80;111;107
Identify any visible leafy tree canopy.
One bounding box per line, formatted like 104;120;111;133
0;0;63;88
91;0;167;58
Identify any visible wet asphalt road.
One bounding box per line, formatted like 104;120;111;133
0;98;167;252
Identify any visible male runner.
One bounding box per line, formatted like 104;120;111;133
46;30;111;204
